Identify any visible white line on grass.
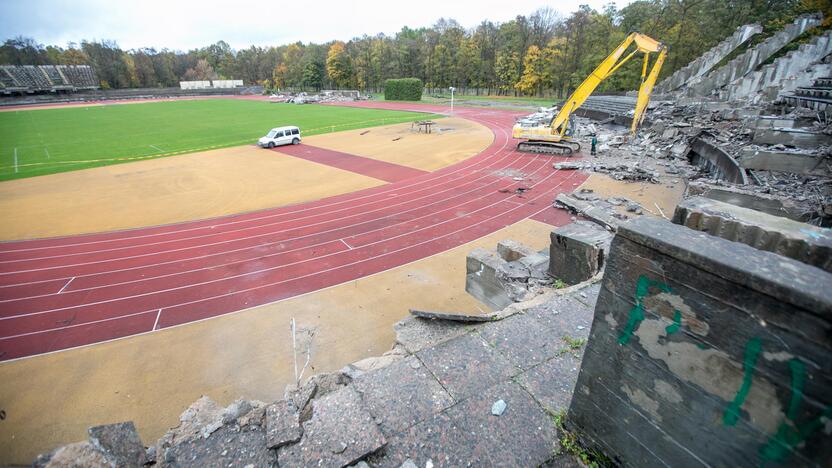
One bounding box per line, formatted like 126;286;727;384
44;147;50;159
13;148;18;173
149;144;164;153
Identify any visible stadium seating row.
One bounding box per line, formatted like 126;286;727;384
0;65;99;92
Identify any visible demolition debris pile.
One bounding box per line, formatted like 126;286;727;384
269;89;369;104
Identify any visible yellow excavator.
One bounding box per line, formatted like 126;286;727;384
512;32;667;155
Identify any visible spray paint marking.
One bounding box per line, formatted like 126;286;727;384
758;358;832;462
665;309;682;334
618;274;671;345
723;337;762;426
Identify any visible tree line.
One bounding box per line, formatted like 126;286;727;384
1;0;827;97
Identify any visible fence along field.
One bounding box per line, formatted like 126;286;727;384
0;99;439;181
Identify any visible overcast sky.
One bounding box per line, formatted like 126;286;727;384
1;0;630;51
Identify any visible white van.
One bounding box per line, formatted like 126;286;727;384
258;126;301;148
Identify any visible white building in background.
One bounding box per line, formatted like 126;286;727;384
179;80;244;90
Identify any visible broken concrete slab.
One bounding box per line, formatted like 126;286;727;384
466;247;514;310
477;313;564;370
265;400;302;449
549;221;613;285
685;180;814;222
393;315;474;354
673;196;832;271
88;421;146;467
370;382;558;467
341;354;404;379
739;147;829;175
352;355;454;437
497;239;539;261
517;353;583;414
286;371;352;423
164;423;275;467
33;442;111;468
408;309;493;322
416;332;518;401
277;387;386;468
553;161;660;182
554;193;619;231
466;241;553;310
687;137;749;184
752;127;832;148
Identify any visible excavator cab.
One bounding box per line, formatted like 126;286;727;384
513;32;667;155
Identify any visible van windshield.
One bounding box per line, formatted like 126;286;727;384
267;130;277;138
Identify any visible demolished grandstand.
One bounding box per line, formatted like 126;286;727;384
0;64;98;94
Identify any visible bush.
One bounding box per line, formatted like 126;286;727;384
384;78;423;101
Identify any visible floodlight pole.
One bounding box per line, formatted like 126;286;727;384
449;87;455;114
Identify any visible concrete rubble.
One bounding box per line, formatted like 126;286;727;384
561;93;832;226
465;239;554;310
269;89;368;104
35;276;603;468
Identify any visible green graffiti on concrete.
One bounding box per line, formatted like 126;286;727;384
723;337;762;426
758;359;832;464
618;275;671;345
665;309;682;334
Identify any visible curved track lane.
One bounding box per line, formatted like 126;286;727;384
0;102;586;361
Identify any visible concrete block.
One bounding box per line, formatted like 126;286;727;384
685;180;812;222
549;221;613;285
673;196;832;271
497;239;538;262
466;241;551;310
465;248;512;310
751;127;832;148
568;217;832;467
739;147;828;175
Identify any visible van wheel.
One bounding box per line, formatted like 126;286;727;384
292;138;300;145
268;142;275;149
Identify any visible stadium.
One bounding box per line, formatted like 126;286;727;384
1;0;831;466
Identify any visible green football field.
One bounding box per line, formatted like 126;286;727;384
0;99;439;181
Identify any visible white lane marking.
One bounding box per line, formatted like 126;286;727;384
57;276;75;293
0;124;525;294
13;148;18;173
340;239;353;250
0;166;575;340
0;141;570;321
153;308;162;330
0;117;515;273
0;116;538;305
0;110;503;254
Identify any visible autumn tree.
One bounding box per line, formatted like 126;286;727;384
515;45;544;95
326;41;352;87
183;59;218;81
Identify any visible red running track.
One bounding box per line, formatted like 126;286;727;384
0;102;586;361
276;143;428;183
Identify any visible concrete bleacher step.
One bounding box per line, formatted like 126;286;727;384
688;14;822;98
656;23;762;93
725;28;832;102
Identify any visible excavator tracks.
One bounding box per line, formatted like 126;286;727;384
516;140;582;156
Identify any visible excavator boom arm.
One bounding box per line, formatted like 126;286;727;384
550;32;666;137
